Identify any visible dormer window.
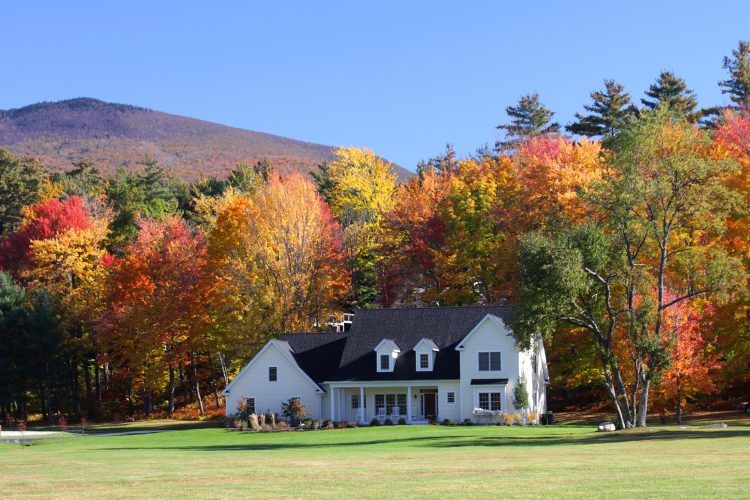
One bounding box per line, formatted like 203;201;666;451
374;339;400;372
419;353;429;369
414;338;439;372
380;354;390;370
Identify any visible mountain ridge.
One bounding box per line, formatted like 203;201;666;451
0;98;411;180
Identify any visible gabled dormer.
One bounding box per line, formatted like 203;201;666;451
414;338;439;371
374;339;400;372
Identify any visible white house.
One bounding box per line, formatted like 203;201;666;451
223;306;548;423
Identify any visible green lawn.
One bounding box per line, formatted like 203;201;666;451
2;421;749;498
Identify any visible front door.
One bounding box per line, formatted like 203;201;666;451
423;393;436;418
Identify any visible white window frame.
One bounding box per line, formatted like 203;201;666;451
478;351;501;372
268;366;278;382
446;391;456;404
351;394;360;410
414;339;438;372
474;387;504;412
419;353;429;369
374;392;407;416
477;391;502;411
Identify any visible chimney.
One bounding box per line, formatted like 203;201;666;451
327;313;354;332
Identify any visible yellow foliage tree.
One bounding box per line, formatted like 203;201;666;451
314;147;397;306
204;174;350;366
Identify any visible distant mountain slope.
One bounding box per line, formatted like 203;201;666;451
0;98;411;180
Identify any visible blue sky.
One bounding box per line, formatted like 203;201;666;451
2;1;748;170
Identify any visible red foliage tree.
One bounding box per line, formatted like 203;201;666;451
0;196;92;273
101;216;207;416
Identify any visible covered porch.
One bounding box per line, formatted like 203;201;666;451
326;382;442;424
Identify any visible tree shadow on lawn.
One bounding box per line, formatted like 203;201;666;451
99;434;468;452
426;428;750;449
97;427;750;453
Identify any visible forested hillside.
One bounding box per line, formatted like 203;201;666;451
0;98;411;180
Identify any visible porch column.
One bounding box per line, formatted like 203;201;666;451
359;386;365;423
330;387;335;421
407;385;412;423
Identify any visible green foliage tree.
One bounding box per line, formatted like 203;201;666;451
513;378;529;410
56;160;104;199
310;161;335;204
514;109;746;428
22;288;65;424
416;144;459;178
496;93;560;150
0;148;47;234
227;160;273;194
104;157;188;251
719;40;750;108
0;272;29;419
566;80;638;138
641;71;700;122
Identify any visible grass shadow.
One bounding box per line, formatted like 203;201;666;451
426;427;750;448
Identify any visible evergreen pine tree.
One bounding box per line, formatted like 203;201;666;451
0;148;46;234
496;93;559;149
566;80;638;137
719;40;750;108
310;161;335;204
641;71;700;121
416;144;458;178
513;377;529;410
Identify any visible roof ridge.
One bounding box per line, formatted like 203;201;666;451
279;331;347;335
355;304;512;312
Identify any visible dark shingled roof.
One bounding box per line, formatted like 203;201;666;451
278;306;513;383
277;333;348;383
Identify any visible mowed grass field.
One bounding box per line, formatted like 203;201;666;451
2;420;749;498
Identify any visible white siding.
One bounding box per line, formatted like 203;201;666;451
224;344;322;419
226;313;547;424
457;316;520;419
437;381;460;421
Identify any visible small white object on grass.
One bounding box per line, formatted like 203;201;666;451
597;422;616;432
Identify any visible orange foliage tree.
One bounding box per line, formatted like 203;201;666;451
101;217;207;415
204;174;350;371
651;294;722;423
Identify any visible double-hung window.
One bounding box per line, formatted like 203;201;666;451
419;353;429;369
351;394;360;410
478;352;501;371
268;366;278;382
478;392;501;411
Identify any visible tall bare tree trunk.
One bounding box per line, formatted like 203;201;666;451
637;379;650;427
83;358;93;418
94;362;101;411
168;365;176;415
191;352;204;416
144;391;152;417
207;352;221;408
218;351;228;386
675;378;682;425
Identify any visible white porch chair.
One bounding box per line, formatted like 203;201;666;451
391;406;400;421
377;407;386;424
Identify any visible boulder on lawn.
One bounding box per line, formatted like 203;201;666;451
598;421;616;432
